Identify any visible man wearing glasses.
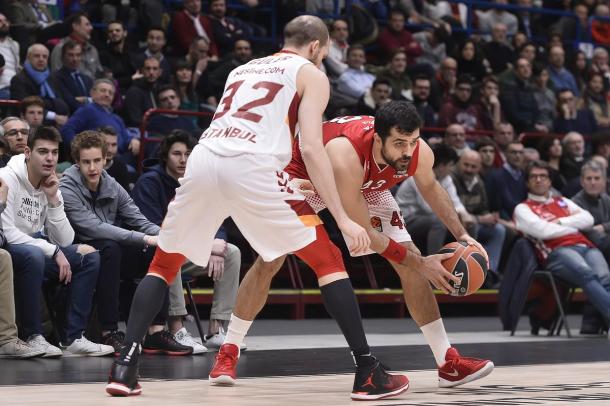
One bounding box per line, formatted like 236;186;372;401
0;117;30;167
514;160;610;325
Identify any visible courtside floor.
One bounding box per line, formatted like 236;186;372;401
2;317;610;405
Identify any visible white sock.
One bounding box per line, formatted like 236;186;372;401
420;318;451;367
223;314;252;355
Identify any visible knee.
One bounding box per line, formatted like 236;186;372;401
77;244;97;256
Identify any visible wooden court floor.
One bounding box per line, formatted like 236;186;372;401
3;362;610;405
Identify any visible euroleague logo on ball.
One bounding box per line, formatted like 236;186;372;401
439;241;487;297
451;270;466;296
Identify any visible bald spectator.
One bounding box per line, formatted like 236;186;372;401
377;9;422;64
592;4;610;46
554;88;598;135
453;150;507;276
444;124;470;156
481;23;515;74
325;19;350;79
10;44;68;127
0;13;20;100
50;13;102;79
477;0;519;35
523;147;540;166
171;0;218;58
19;96;44;130
430;57;457;111
336;45;376;100
548;46;579;97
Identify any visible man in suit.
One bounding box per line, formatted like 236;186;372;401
52;40;93;114
10;43;68;127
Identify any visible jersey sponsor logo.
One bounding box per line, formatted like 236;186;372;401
200;126;258;144
233;66;286;76
370;216;383;232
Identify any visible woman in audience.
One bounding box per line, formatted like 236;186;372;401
532;64;556;132
538;136;567;191
171;60;199;113
568;50;590;95
580;72;610;128
455;39;489;82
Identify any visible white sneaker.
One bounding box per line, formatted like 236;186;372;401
174;327;207;354
0;339;45;358
205;332;247;351
27;334;62;358
62;336;114;357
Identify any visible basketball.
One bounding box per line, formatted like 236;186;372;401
438;241;488;296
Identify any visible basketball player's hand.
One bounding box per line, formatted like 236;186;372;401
208;254;225;281
338;218;370;255
420;253;460;294
458;233;490;269
290;178;316;196
55;250;72;285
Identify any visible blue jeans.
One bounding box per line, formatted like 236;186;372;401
545;245;610;321
473;223;506;273
9;243;100;342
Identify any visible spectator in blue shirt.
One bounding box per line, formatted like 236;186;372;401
548;46;580;96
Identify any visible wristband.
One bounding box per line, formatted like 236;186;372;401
52;246;60;259
381;239;407;263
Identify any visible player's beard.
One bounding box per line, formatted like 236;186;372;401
0;27;8;39
381;145;411;172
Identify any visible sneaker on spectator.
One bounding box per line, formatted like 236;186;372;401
142;330;193;356
62;336;114;357
0;339;45;358
174;327;207;354
205;329;247;351
101;330;125;354
27;334;62;358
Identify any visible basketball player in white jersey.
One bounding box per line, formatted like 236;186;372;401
105;16;420;399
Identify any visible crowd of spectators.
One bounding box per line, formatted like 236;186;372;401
2;0;610;358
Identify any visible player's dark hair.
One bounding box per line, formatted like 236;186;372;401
159;130;196;166
28;126;61;149
374;101;422;142
432;143;458;168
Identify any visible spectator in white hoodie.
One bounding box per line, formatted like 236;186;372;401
0;125;112;357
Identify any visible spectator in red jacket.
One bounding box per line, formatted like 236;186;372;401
377;9;422;64
171;0;218;58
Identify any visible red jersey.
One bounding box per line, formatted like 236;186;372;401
285;115;420;192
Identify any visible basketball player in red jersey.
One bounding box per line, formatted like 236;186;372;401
210;102;493;394
105;15;421;400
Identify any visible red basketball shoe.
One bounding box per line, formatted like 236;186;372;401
209;343;239;385
438;347;494;388
351;357;410;401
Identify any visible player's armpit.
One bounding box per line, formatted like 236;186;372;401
326;138;389;253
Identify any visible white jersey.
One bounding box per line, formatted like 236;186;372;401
199;51;312;169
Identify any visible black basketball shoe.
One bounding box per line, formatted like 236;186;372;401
351;355;409;400
106;342;142;397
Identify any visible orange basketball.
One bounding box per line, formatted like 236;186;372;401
438;241;488;296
